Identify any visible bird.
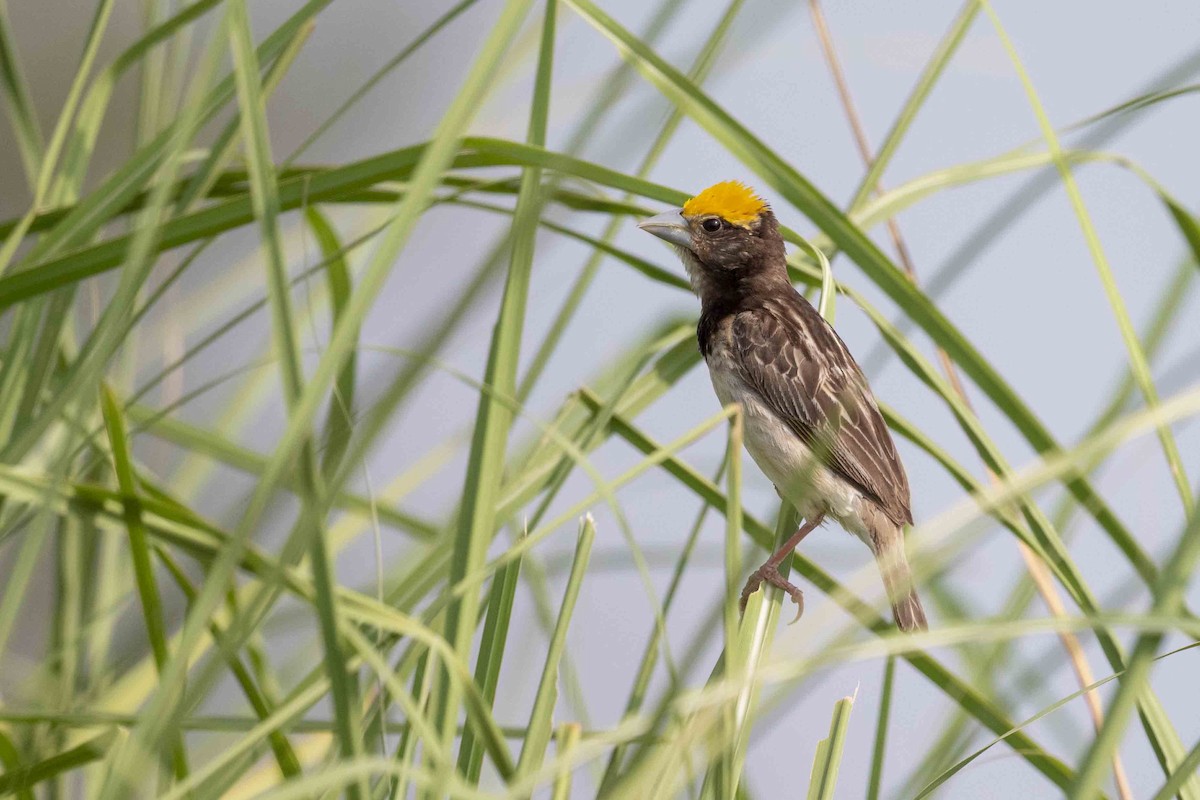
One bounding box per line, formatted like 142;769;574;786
638;180;926;632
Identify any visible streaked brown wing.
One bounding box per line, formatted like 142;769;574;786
731;297;912;525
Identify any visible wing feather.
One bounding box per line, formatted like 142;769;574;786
731;298;912;525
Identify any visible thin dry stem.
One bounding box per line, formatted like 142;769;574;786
805;2;1132;798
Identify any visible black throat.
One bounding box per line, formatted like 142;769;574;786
695;270;792;358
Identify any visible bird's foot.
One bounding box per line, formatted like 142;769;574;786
739;563;804;623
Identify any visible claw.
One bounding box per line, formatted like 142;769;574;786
739;563;804;622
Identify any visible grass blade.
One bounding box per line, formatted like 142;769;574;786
807;692;856;800
98;386;188;783
428;0;540;780
515;516;595;783
866;657;895;800
0;0;43;185
225;2;364;791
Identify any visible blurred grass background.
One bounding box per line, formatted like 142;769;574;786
1;0;1199;797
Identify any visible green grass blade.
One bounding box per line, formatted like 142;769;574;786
304;207;359;477
847;0;980;211
1152;741;1200;800
0;731;120;796
515;516;595;783
175;17;313;215
153;547;301;778
225;3;364;790
981;0;1192;519
458;539;525;783
807;692;855;800
866;657;895;800
552;723;582;800
98;385;188;782
1069;503;1200;799
0;0;115;275
124;405;437;538
0;0;43;185
428;0;540;777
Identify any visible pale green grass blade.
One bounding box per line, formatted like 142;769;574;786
710;503;795;798
154;547;302;778
1069;503;1200;799
0;0;115;276
97;385;189;782
723;411;744;672
304;207;358;476
0;731;120;796
175;17;313;214
52;509;84;798
124;405;437;538
0;306;38;444
598;445;729;791
866;657;895;800
516;0;745;401
0;0;43;185
801;236;836;322
226;0;305;411
429;0;540;778
847;0;980;211
552;723;582;800
914;640;1200;799
226;2;363;784
515;517;595;782
981;0;1192;520
1152;742;1200;800
458;539;525;783
134;1;167;144
806;692;855;800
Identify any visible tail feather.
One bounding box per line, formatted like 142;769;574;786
867;511;927;632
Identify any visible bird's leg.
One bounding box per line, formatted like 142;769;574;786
739;513;825;622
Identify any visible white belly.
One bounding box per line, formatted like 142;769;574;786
707;357;871;542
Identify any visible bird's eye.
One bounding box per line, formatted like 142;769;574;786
701;217;722;233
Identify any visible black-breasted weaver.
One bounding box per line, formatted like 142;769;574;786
640;181;926;631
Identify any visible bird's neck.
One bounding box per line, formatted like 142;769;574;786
693;263;793;357
687;259;793;313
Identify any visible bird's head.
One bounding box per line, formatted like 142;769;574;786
638;181;786;300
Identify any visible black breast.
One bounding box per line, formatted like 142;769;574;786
697;298;740;359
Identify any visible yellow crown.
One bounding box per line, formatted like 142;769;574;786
681;181;767;226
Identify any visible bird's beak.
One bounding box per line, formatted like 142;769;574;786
637;208;692;250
